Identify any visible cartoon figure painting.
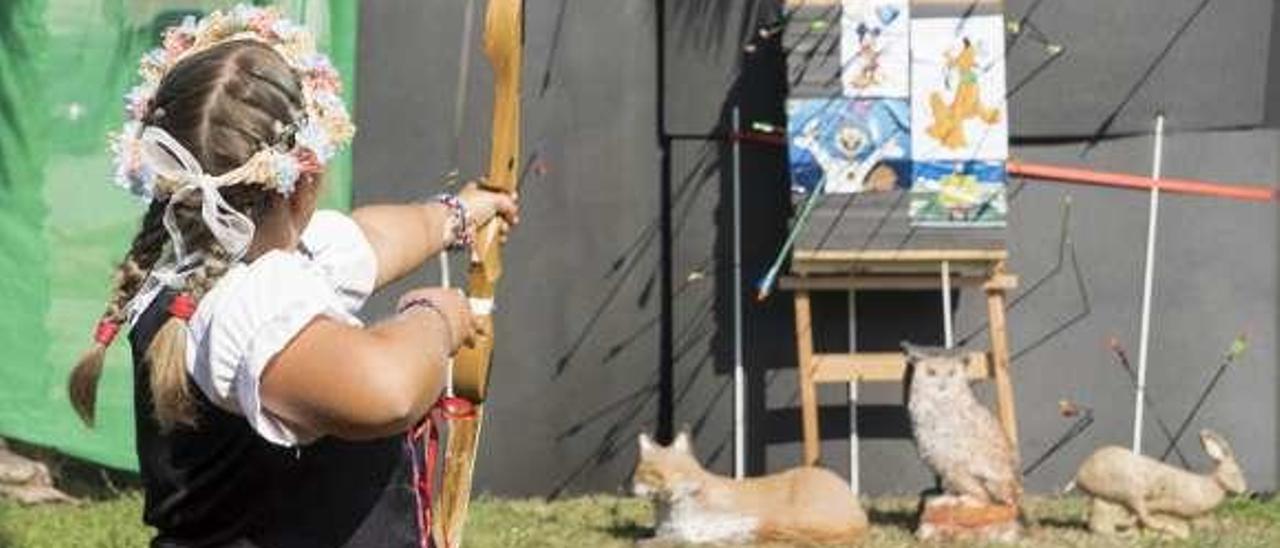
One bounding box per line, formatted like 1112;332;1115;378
927;37;1001;148
841;0;910;98
848;22;885;90
910;161;1007;227
910;15;1008;161
787;98;911;195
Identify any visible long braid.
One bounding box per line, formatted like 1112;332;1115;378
69;201;168;425
70;39;304;429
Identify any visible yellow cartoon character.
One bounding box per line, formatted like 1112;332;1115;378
938;172;983;220
927;38;1001;150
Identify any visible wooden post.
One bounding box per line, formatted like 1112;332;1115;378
985;268;1018;447
794;290;820;465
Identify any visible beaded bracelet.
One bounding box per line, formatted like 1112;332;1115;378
432;194;473;251
398;297;453;351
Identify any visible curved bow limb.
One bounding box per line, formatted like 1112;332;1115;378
452;0;521;403
437;0;522;546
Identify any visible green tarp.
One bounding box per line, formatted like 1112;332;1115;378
0;0;357;470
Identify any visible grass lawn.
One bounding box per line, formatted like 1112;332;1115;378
1;493;1278;547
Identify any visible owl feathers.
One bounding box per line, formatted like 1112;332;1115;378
904;343;1022;506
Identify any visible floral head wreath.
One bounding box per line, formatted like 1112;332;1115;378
113;4;354;202
109;4;354;278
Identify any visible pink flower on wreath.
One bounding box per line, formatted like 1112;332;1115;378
162;18;197;57
307;70;343;94
111;123;157;200
162;32;193;57
246;9;280;38
299;52;341;92
292;147;322;175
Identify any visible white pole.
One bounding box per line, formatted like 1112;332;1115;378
847;291;859;494
1132;113;1165;454
942;261;954;348
441;256;455;397
732;107;746;479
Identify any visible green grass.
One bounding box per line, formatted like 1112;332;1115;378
0;493;150;548
1;493;1278;547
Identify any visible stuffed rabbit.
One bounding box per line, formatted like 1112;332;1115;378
1075;429;1247;538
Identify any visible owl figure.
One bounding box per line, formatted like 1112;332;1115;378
904;343;1021;506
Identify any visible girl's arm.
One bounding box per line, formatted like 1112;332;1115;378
351;183;518;289
351;201;450;289
257;287;474;440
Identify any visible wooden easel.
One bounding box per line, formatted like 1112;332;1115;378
781;248;1018;482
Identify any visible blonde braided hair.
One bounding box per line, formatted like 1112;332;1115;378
70;39;302;430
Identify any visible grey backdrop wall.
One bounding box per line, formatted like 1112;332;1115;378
354;0;1279;497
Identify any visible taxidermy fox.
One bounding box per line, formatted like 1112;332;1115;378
632;431;868;544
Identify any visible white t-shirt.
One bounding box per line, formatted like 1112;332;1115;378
127;210;378;447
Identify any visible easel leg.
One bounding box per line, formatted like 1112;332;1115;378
794;290;820;466
986;288;1019;447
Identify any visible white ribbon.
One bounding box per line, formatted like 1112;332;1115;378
141;126;257;272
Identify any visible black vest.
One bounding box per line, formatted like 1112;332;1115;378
129;291;425;548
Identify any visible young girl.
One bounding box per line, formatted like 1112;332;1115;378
66;7;515;547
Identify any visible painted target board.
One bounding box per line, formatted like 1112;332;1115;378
785;0;1009;229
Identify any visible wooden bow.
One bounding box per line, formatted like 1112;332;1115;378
436;0;522;545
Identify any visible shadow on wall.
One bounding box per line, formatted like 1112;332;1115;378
695;0;796;476
683;0;964;473
544;0;789;494
541;0;765;496
538;0;1101;489
685;0;1098;478
672;0;751;55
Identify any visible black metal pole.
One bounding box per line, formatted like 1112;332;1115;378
1159;358;1234;461
655;0;674;444
1109;341;1191;466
